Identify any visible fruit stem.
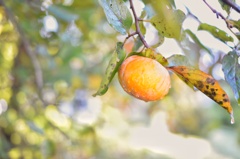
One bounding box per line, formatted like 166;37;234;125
129;0;149;48
123;31;138;44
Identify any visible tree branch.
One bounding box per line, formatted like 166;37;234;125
0;0;45;103
129;0;149;48
202;0;235;29
222;0;240;13
203;0;239;48
203;0;227;21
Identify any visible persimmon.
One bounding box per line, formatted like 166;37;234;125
118;55;171;101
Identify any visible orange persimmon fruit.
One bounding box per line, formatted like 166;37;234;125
118;55;171;102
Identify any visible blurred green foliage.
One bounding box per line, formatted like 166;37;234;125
0;0;240;159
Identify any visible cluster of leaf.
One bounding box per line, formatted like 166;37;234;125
96;0;239;122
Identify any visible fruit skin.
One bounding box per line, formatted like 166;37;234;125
118;55;171;102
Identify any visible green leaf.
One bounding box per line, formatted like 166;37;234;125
93;42;126;96
141;48;168;66
47;5;79;22
185;29;212;55
150;9;185;40
222;51;240;103
167;54;191;67
218;0;235;14
139;10;147;35
98;0;133;35
149;0;176;11
198;23;234;42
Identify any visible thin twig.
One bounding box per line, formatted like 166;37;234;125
202;0;237;31
0;0;45;104
203;0;228;22
129;0;149;48
203;0;239;48
186;7;201;23
222;0;240;13
123;31;137;44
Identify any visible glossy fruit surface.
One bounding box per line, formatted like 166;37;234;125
118;55;171;101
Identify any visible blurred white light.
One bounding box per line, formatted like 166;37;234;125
128;112;212;159
132;0;145;17
73;96;102;125
41;0;52;11
199;51;215;72
0;99;8;115
59;101;74;116
182;16;200;32
45;105;71;129
212;63;225;80
62;21;82;46
70;58;83;70
42;89;56;103
63;0;74;6
156;38;183;57
201;52;213;66
43;15;58;33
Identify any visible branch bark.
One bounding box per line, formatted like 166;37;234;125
222;0;240;13
129;0;149;48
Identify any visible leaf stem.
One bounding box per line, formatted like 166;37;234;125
129;0;149;48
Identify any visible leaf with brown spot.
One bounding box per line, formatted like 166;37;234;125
168;66;234;123
93;42;126;96
149;9;185;40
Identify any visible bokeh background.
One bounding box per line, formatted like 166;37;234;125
0;0;240;158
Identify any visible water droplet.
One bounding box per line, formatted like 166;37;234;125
230;112;234;124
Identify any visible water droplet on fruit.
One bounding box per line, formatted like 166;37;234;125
230;112;234;124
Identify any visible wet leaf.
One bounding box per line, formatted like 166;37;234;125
198;23;234;42
141;48;168;66
167;54;191;67
150;9;185;40
168;66;234;123
99;0;133;35
93;42;126;96
222;51;240;103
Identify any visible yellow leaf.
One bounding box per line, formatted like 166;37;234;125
168;66;234;124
